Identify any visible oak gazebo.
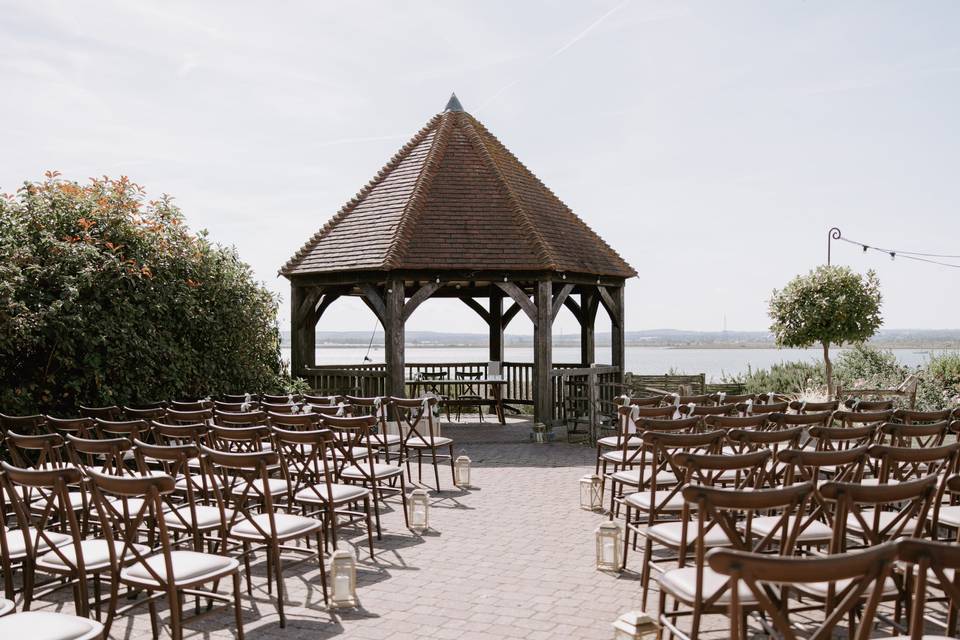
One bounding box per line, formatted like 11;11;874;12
281;95;636;423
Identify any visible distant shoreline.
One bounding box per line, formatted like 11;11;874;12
308;341;960;351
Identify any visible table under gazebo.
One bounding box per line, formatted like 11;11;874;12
281;94;636;426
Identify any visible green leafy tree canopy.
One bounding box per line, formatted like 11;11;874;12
0;172;284;413
768;265;883;397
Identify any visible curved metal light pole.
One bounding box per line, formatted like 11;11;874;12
827;227;841;265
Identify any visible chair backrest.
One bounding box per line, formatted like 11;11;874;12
867;443;959;484
209;425;272;454
844;398;895;412
1;463;86;568
893;408;952;424
212;401;258;413
170;400;214;411
318;414;378;474
707;542;899;640
132;440;215;525
668;394;712;405
269;427;336;504
266;411;321;431
304;393;343;405
44;416;95;438
740;401;789;415
768;410;833;430
617;395;664;408
709;393;755;405
150;420;209;447
680;403;738;417
259;402;302;415
702;414;769;432
3;431;71;470
390;396;441;441
808;423;876;452
832;409;894;428
213;410;268;427
222;393;258;404
122;405;167;421
94;418;150;442
757;392;789;404
876;420;949;448
896;538;960;640
788;399;840;414
261;393;301;404
165;408;213;425
79;405;122;420
637;430;726;523
727;427;805;485
65;434;134;476
0;412;47;435
820;474;937;551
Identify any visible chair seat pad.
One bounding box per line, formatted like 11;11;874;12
647;521;731;548
934;505;960;527
846;509;916;535
659;567;758;605
174;474;224;492
38;539;149;572
164;505;231;531
793;576;898;599
601;450;652;464
341;463;403;480
30;491;86;512
625;490;690;512
859;478;900;486
0;610;104;640
122;550;238;587
327;447;376;460
230;513;322;541
3;528;71;559
406;436;453;448
610;469;677;487
748;516;833;543
597;436;643;448
0;598;12;617
295;483;370;504
368;434;402;446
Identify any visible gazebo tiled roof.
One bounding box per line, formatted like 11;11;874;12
282;95;636;279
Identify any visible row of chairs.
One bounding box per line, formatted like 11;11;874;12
595;401;960;638
0;396;456;639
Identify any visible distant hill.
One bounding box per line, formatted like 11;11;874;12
279;329;960;349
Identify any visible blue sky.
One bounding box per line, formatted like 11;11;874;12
2;1;959;335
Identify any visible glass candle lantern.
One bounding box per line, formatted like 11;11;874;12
454;455;471;487
580;474;602;511
596;521;622;571
409;488;430;532
329;549;358;608
612;611;658;640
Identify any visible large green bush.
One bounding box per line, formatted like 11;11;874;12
728;361;825;396
0;173;284;414
915;351;960;411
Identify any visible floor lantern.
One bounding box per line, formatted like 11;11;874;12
409;488;430;532
329;549;358;608
580;474;602;511
596;521;622;571
612;611;658;639
454;454;472;487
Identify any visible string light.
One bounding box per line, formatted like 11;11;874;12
836;236;960;269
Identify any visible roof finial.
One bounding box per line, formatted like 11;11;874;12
444;92;464;113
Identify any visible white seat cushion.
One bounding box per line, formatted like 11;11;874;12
294;483;370;504
933;505;960;528
859;478;900;486
846;509;916;535
368;434;402;446
405;436;453;448
37;539;149;572
597;435;643;448
659;566;758;605
601;450;652;464
229;512;322;541
174;474;224;492
610;469;678;487
749;516;833;543
30;491;86;512
625;490;690;512
0;611;104;640
341;463;403;480
646;521;731;548
122;550;238;587
3;528;71;560
163;505;230;531
0;597;12;617
793;576;898;599
327;447;376;460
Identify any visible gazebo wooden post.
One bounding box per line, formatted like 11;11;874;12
533;279;554;425
610;285;625;381
384;279;406;398
579;288;598;366
290;283;317;376
489;290;504;362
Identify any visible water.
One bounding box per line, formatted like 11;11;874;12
282;346;939;381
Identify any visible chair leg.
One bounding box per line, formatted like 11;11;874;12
371;483;383;537
641;537;654;610
146;592;159;640
400;474;410;529
232;572;245;640
242;542;253;595
449;444;456;486
273;544;286;627
316;535;329;605
363;496;375;557
169;585;183;640
432;448;441;491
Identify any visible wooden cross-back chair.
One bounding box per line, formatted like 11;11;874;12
767;410;833;435
390;396;455;491
165;408;213;426
867;443;959;489
269;426;375;558
844;398;895;412
679;403;739;418
169;400;213;412
0;413;48;436
875;420;949;448
345;396;402;464
45;416;95;439
4;431;73;472
0;464;95;614
303;393;343;405
702;413;770;436
898;537;960;639
87;470;244;640
931;474;960;542
708;541;900;640
198;445;325;626
596;405;676;474
726;426;805;487
213;410;268;428
893;408;952;424
265;411;321;431
65;434;135;478
603;415;700;516
657;482;814;640
708;392;755;406
79;405;122;421
633;449;772;612
262;394;302;404
94;418;151;445
319;414;407;535
739;401;789;416
788;399;840;414
212;401;259;414
123;405;167;421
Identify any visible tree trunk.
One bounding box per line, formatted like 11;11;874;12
822;341;834;399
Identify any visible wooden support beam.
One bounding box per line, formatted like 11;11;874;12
384;279;405;398
563;296;583;323
608;285;625;379
533;280;553;425
502;302;523;329
290;285;316;375
550;283;575;323
296;286;323;321
402;282;441;322
580;289;599;366
494;281;537;322
489;291;503;362
597;284;620;320
459;296;491;324
313;292;341;323
360;284;386;324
